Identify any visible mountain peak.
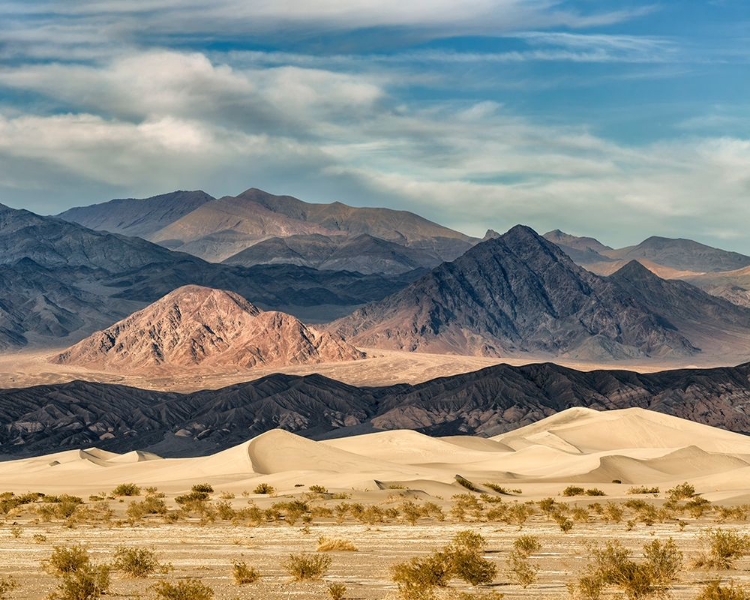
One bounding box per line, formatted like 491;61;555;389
54;285;364;372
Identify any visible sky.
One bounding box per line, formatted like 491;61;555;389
0;1;749;251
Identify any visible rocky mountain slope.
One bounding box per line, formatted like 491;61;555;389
54;285;363;372
223;233;442;274
0;204;420;348
1;361;748;457
56;191;215;239
330;225;708;360
60;187;477;264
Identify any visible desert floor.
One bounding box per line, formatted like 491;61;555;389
0;513;748;599
0;347;741;392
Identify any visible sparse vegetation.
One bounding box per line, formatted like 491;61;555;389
152;579;214;600
112;546;163;577
694;529;750;570
112;483;140;497
327;583;347;600
253;483;275;495
695;580;750;600
0;576;17;600
232;561;260;585
317;537;358;552
285;553;331;581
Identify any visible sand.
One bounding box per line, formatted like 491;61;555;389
0;407;748;502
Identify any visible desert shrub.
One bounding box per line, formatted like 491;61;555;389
586;488;606;497
232;561;260;584
327;583;347;600
49;565;110;600
555;512;574;532
392;552;452;600
126;496;167;520
506;550;538;588
309;485;328;493
604;502;624;523
695;580;750;600
686;497;713;518
447;533;496;586
285;553;331;581
628;487;660;495
112;483;140;497
191;483;213;494
317;537;358;552
539;498;556;515
694;529;750;570
219;491;235;499
507;502;533;527
667;482;696;501
112;546;162;578
573;539;682;600
46;545;91;575
513;536;541;555
506;535;540;588
572;507;591;523
563;486;585;497
456;475;479;492
0;576;17;600
174;491;209;504
253;483;275;495
484;483;512;495
152;579;214;600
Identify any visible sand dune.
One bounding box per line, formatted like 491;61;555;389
0;407;748;501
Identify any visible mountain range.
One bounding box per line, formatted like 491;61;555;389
60;188;477;267
0;202;421;349
545;230;750;308
1;360;749;457
54;285;363;373
330;225;750;360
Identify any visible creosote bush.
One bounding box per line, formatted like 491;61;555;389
46;545;91;575
694;529;750;570
112;483;140;497
570;538;682;600
667;482;696;501
191;483;213;494
49;565;111;600
695;580;750;600
0;576;17;600
327;583;347;600
285;553;331;581
391;530;496;600
232;561;260;585
253;483;275;495
112;546;163;577
506;535;541;588
152;579;214;600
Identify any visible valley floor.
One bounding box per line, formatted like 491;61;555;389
1;515;748;599
1;347;745;392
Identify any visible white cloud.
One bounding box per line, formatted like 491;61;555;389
0;48;748;252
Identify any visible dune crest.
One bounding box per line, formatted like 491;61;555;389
0;408;747;501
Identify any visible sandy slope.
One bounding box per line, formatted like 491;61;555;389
0;407;748;502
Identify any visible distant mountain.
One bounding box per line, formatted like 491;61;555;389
547;230;750;274
57;191;215;239
1;361;749;457
60;187;478;264
224;233;442;274
0;204;420;348
54;285;363;372
543;229;613;265
546;230;750;309
609;236;750;273
330;225;701;360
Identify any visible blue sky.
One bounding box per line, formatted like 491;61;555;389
0;0;749;251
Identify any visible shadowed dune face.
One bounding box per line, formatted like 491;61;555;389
0;408;747;502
